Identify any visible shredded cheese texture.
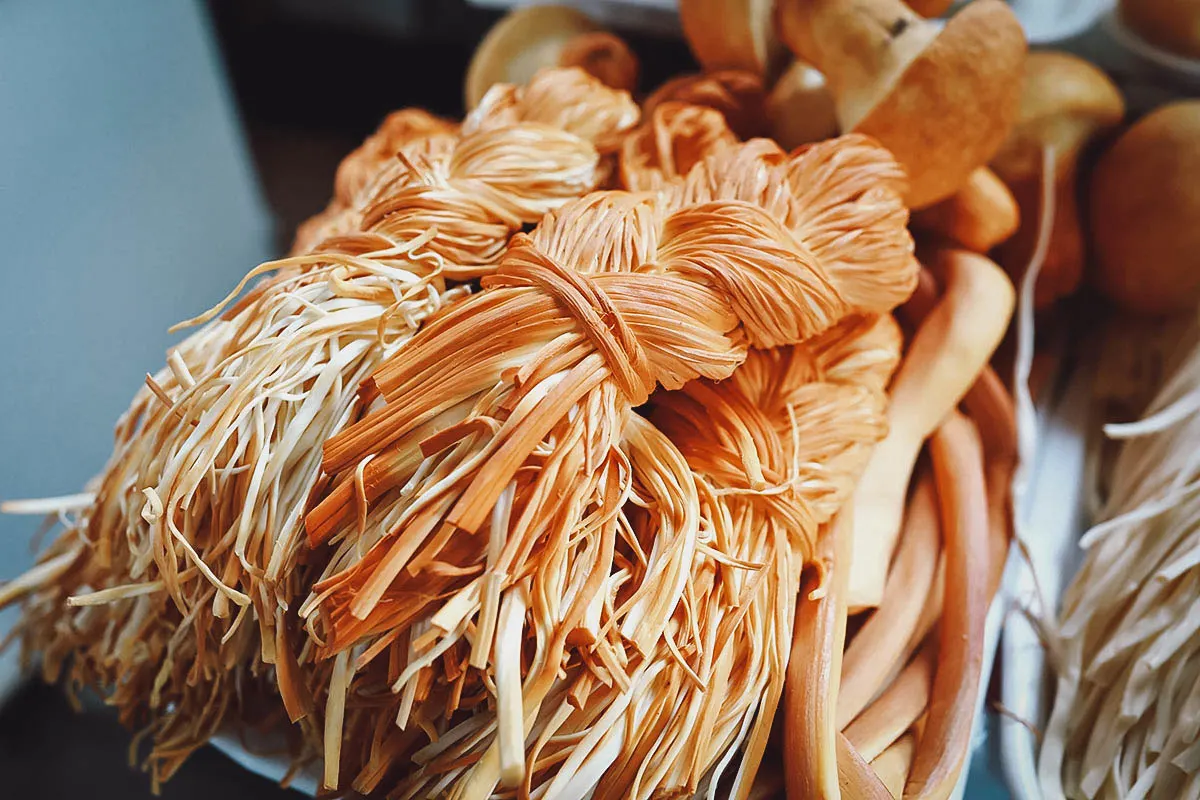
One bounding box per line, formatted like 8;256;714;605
1041;320;1200;800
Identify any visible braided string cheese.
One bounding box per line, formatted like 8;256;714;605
301;136;915;797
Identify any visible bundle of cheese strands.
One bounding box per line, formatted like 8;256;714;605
1040;326;1200;800
355;317;900;800
299;124;915;798
648;315;902;799
0;67;637;790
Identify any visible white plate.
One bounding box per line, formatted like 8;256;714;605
999;360;1099;800
210;730;322;796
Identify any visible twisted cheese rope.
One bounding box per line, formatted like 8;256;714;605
0;67;640;788
301;135;914;797
335;110;460;213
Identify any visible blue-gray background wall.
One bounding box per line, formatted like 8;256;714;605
0;0;273;699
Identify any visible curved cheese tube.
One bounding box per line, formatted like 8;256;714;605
847;249;1013;610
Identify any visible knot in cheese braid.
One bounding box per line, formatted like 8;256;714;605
491;195;868;387
316;147;912;482
621;108;914;315
299;135;914;796
294;68;639;276
483;241;658;405
301;128;594;274
677;134;913;314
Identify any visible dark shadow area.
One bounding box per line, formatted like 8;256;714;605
204;0;693;251
0;681;297;800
